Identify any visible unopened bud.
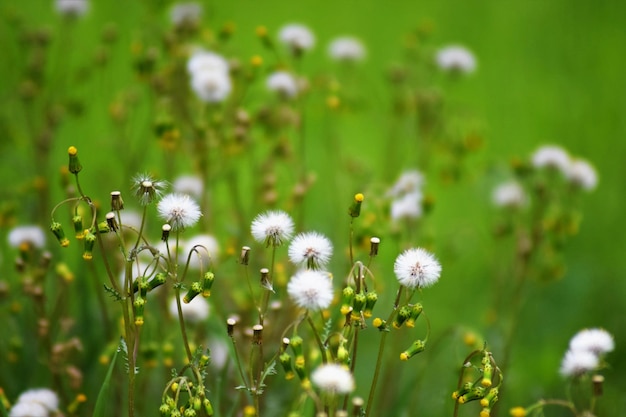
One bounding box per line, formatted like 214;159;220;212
183;281;203;303
50;221;70;247
73;215;84;239
348;193;364;217
400;339;426;361
82;229;96;260
68;146;82;174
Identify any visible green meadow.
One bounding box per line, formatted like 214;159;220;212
1;1;625;416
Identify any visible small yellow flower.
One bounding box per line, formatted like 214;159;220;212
509;407;526;417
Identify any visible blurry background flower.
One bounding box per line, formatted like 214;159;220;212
279;23;315;54
311;363;355;394
266;71;299;99
55;0;88;17
492;181;527;208
435;45;477;74
8;226;46;250
183;234;220;270
170;1;202;26
169;296;210;323
328;36;366;62
173;175;204;200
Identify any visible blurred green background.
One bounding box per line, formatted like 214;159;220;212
1;0;625;416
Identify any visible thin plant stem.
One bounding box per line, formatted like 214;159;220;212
307;313;327;364
365;285;405;416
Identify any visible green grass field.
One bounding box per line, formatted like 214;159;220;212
1;1;625;416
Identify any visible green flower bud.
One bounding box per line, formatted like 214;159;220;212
134;295;146;326
73;215;84;239
148;272;167;291
352;292;366;314
280;352;295;380
202;271;214;297
50;221;70;247
363;291;378;318
82;229;96;260
348;193;364;217
340;286;355;315
203;398;214;416
68;146;82;174
400;339;426;361
393;305;412;329
183;281;203;303
405;303;423;328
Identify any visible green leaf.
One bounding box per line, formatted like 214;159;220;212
93;339;122;417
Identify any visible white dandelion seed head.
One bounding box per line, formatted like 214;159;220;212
8;401;48;417
560;349;599;377
435;45;477;74
531;145;571;173
157;193;202;231
566;159;598;191
187;50;230;76
169;296;210;323
311;363;355;395
393;248;442;289
328;36;366;62
390;192;423;221
173;175;204;200
8;226;46;249
170;1;202;26
569;328;614;356
266;71;299;99
288;231;333;269
184;234;220;270
251;210;294;247
15;388;59;412
492;181;527;208
287;270;334;311
207;337;230;370
55;0;88;17
387;170;425;198
190;69;232;103
279;23;315;51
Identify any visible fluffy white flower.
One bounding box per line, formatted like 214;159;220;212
266;71;299;98
287;270;334;311
288;232;333;269
387;170;424;198
190;70;232;103
157;193;202;231
559;349;599;377
279;23;315;52
328;37;366;62
251;210;294;247
492;181;527;208
390;192;423;221
187;50;229;75
173;175;204;200
184;234;220;270
9;402;48;417
169;296;210;323
531;145;571;173
170;2;202;26
55;0;88;17
569;328;614;356
16;388;59;412
311;363;355;394
393;248;442;289
435;45;476;74
566;159;598;191
8;226;46;249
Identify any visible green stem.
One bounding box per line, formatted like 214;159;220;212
365;286;404;416
307;314;327;364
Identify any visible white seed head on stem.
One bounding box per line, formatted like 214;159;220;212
393;248;442;289
251;210;294;247
157;193;202;231
287;270;334;311
288;231;333;269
